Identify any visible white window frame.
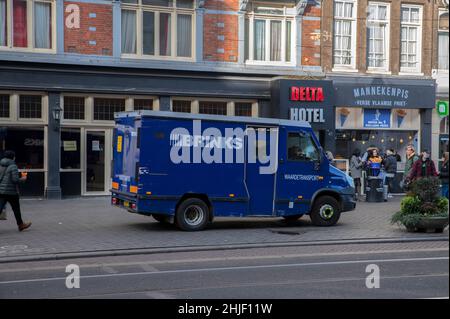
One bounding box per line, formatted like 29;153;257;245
121;0;196;61
0;0;56;53
438;9;449;71
366;2;390;73
245;4;296;66
170;97;259;117
332;0;357;71
399;4;423;74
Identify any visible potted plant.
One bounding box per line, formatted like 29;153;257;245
391;177;449;233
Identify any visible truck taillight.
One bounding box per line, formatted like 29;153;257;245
131;203;137;210
112;198;118;205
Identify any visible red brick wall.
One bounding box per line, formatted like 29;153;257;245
301;4;321;66
205;0;239;11
64;2;113;56
203;14;239;62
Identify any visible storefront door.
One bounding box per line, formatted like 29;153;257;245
83;129;112;195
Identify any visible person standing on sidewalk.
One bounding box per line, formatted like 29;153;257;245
402;144;419;190
0;150;32;231
350;149;363;201
383;149;398;197
439;152;449;199
408;150;438;182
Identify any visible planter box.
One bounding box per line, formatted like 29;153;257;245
406;216;449;233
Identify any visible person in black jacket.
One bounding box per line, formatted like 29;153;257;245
383;149;398;197
440;152;449;199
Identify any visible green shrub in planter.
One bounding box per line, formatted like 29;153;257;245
391;177;449;231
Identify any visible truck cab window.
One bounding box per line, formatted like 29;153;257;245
287;132;319;161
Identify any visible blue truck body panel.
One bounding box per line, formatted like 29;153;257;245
111;111;356;223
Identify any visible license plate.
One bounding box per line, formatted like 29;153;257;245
124;201;129;207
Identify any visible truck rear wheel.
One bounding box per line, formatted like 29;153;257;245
175;198;210;231
310;196;341;226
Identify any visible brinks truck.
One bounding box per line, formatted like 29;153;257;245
111;111;356;231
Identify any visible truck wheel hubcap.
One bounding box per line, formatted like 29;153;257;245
184;205;204;226
319;204;334;220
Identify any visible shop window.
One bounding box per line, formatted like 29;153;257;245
245;4;294;64
63;96;85;120
440;116;449;135
235;102;252;117
400;5;422;73
133;99;153;111
0;127;44;169
121;0;194;59
93;98;125;121
172;100;191;113
19;95;42;119
0;0;54;50
199;101;227;115
287;132;320;162
60;128;81;169
0;94;9;118
367;2;390;70
333;0;357;68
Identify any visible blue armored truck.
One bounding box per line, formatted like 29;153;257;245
111;111;356;231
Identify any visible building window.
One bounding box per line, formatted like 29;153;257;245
60;128;81;170
0;94;9;118
0;127;44;169
245;4;294;64
19;95;42;119
400;5;422;73
63;96;85;120
199;101;227;115
172;100;191;113
121;0;194;59
333;0;357;68
367;2;390;70
235;102;252;117
438;12;449;70
93;98;125;121
0;0;54;50
133;98;153;110
0;0;6;46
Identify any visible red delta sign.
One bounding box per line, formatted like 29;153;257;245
290;87;324;102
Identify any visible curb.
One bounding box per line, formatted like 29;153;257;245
0;236;448;264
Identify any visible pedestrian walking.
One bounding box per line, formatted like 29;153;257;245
0;150;32;231
439;152;449;199
350;149;363;200
383;149;398;197
408;149;438;182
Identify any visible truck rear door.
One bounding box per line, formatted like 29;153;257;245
112;118;141;195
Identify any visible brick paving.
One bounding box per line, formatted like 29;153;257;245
0;196;447;259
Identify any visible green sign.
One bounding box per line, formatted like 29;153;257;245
437;101;449;117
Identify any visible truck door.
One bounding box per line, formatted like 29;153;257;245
245;126;278;215
276;128;328;215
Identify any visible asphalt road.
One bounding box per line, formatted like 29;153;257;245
0;241;448;299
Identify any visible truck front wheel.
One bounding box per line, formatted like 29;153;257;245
310;196;341;226
175;198;210;231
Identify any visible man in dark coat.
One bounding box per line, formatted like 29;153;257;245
408;150;438;182
383;149;398;196
0;150;32;231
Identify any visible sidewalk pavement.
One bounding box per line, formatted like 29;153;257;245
0;196;448;261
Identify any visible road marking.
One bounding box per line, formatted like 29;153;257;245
0;256;448;285
0;247;447;274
